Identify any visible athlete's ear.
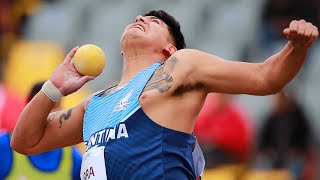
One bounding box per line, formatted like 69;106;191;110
163;45;177;57
121;50;124;56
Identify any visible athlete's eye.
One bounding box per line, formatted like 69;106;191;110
153;19;160;24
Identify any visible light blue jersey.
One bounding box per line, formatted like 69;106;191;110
83;62;204;179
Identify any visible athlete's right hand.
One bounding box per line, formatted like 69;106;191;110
50;46;95;95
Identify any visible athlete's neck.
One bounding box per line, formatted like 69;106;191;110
117;52;167;88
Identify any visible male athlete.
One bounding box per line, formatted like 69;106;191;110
11;10;318;179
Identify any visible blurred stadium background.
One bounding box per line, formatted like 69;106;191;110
0;0;320;179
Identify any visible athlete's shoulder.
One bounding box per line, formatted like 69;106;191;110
82;90;101;106
166;49;203;70
173;49;202;59
169;49;224;77
174;49;220;62
164;49;203;74
80;91;100;111
82;86;118;109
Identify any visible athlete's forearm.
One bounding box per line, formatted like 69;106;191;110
11;91;56;153
261;42;308;92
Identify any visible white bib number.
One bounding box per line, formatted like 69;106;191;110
80;146;107;180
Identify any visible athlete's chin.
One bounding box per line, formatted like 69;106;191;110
128;31;146;40
123;28;145;36
121;33;148;47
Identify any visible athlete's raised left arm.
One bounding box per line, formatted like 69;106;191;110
175;19;318;95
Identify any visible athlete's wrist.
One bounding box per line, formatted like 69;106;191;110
41;80;64;102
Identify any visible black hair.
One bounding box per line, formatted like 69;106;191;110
27;81;45;103
144;10;186;50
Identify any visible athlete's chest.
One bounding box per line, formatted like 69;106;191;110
139;89;167;105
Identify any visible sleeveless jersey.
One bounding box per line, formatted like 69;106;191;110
83;62;204;179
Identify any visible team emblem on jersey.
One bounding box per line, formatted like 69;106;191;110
114;89;133;112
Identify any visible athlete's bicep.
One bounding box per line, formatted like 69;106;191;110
26;101;87;154
177;49;269;95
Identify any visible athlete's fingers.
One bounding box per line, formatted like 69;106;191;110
64;46;79;64
288;20;299;41
304;23;313;38
308;27;319;46
283;28;290;36
297;20;306;37
296;20;309;44
78;76;95;85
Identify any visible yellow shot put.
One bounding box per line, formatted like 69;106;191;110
73;44;106;77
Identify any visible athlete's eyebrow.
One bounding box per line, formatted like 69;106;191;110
147;16;165;26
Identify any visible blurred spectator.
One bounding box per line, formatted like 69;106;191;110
0;60;24;132
0;0;38;62
194;93;254;179
256;90;317;179
0;0;17;61
0;84;24;132
260;0;319;76
0;82;82;180
261;0;319;43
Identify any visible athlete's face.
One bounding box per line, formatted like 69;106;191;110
120;15;175;52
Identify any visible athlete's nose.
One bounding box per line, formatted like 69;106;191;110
135;15;146;23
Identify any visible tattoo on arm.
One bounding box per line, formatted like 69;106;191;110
167;56;177;71
143;56;177;93
59;108;74;128
47;112;58;123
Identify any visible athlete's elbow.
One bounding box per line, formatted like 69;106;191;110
11;140;26;155
259;62;286;95
255;69;282;95
10;139;36;156
252;76;281;95
12;147;36;156
265;86;282;95
260;80;283;95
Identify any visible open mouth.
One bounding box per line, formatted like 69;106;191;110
133;25;145;32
